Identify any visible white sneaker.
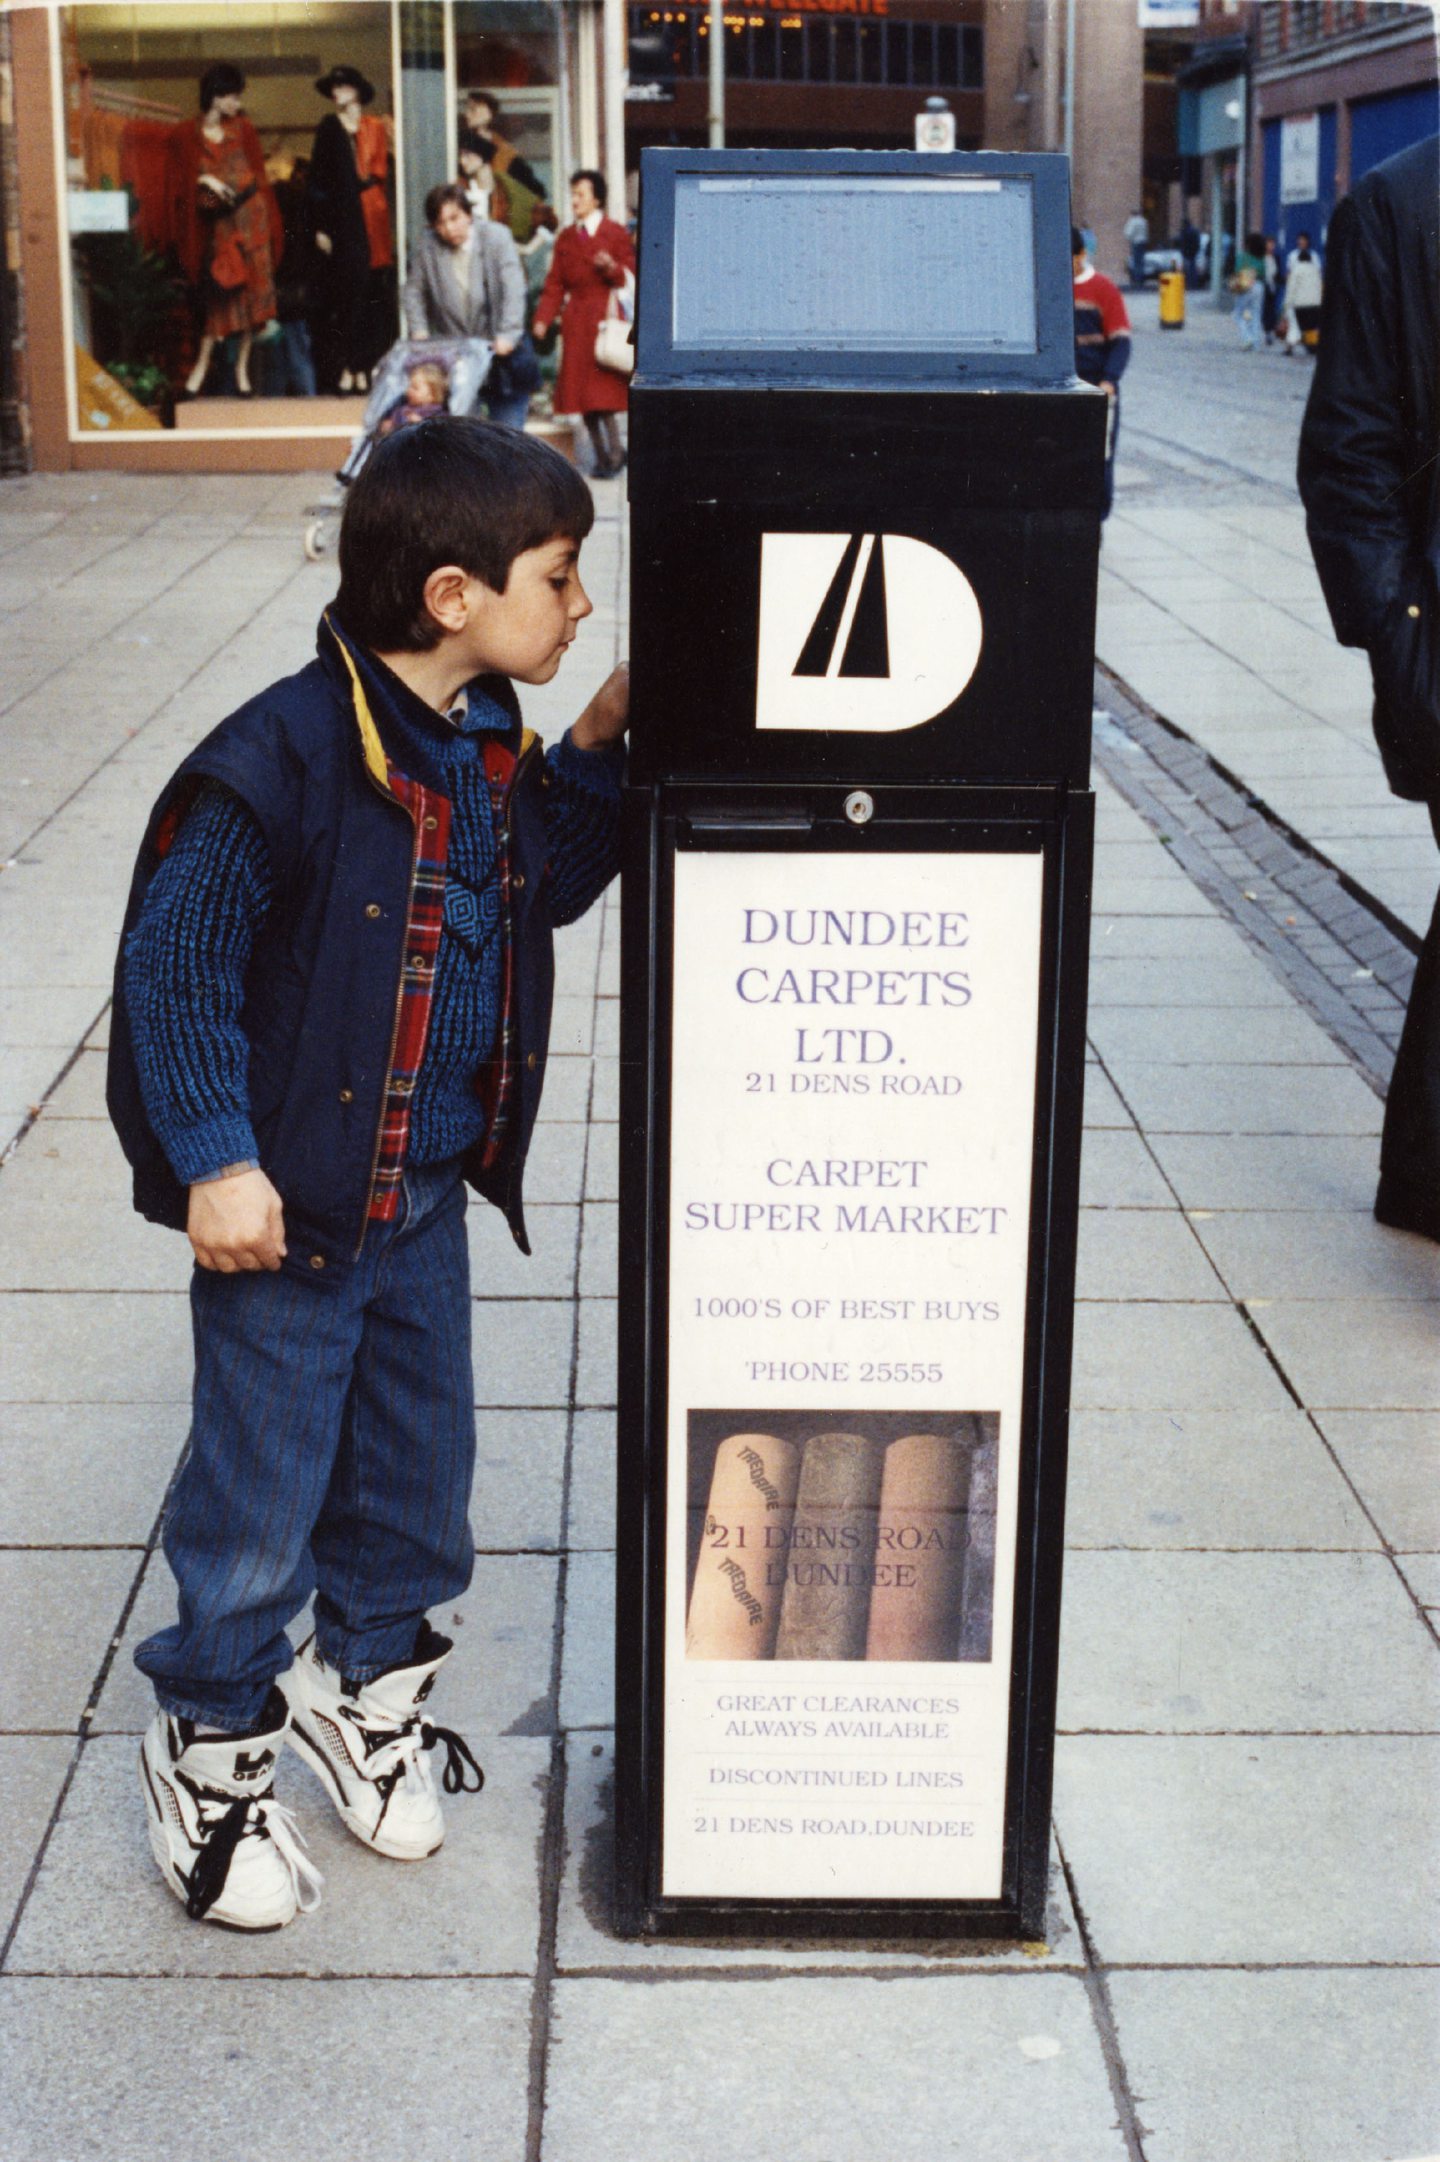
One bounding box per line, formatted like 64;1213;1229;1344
283;1625;483;1861
140;1690;323;1931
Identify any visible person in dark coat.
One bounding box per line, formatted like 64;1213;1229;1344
532;169;635;477
1297;134;1440;1241
308;64;395;392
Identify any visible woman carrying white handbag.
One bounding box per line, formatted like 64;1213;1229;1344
532;169;636;477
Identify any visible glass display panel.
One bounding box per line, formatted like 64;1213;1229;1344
672;175;1037;355
60;3;398;432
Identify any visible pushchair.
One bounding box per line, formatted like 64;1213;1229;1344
301;335;494;561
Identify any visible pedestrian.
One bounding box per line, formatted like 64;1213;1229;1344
1230;230;1266;351
1261;234;1282;346
108;417;628;1928
1283;232;1323;355
532;168;635;479
1179;214;1201;289
1071;226;1131;520
1123;205;1149;290
402;182;538;430
1298;135;1440;1241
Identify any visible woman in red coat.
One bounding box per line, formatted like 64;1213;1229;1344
532;170;634;476
165;63;282;399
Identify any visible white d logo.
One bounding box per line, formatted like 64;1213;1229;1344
756;531;983;734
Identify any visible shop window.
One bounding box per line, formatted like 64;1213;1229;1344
858;21;883;85
751;18;779;80
910;25;935;85
833;21;858;84
455;0;562;212
960;26;984;90
60;3;399;433
883;24;909;85
779;24;806;82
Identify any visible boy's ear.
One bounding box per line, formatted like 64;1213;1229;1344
420;563;479;638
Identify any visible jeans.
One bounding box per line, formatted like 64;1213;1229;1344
481;388;531;431
136;1158;475;1729
1234;288;1259;348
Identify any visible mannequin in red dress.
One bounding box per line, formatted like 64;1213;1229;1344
532;171;634;476
166;63;282;398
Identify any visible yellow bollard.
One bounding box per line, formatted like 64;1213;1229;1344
1158;268;1185;329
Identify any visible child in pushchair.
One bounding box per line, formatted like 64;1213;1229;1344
302;335;492;559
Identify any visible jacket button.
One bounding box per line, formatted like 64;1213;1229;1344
526;1051;537;1071
410;953;429;971
1408;604;1422;619
309;1254;326;1270
423;814;438;831
513;873;526;891
365;903;381;919
339;1088;354;1104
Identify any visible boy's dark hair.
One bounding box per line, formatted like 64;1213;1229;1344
571;167;607;207
199;62;246;110
335;416;594;652
426;181;471;226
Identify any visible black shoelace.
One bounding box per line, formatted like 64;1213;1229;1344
423;1721;485;1795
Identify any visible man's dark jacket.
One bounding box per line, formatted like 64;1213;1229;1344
1297;134;1440;1236
1298;133;1440;801
107;616;566;1282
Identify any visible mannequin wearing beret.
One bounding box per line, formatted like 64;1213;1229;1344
309;65;394;393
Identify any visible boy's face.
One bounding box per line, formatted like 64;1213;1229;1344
462;536;593;685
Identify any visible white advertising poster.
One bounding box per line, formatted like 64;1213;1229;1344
661;846;1045;1901
1281;113;1320;205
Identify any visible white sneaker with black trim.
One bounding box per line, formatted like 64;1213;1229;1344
140;1689;323;1931
283;1624;483;1862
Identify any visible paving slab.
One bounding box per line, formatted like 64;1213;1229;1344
1059;1552;1440;1733
1105;1968;1440;2162
1088;1004;1346;1065
1070;1301;1295;1412
1078;1129;1174;1209
0;1294;192;1402
472;1407;567;1552
0;1975;533;2160
0;1736;74;1932
574;1296;617;1406
1064;1408;1374;1552
578;1200;618;1298
1079;1065;1134;1128
470;1297;575;1407
559;1550;614;1730
541;1972;1129;2162
583;1118;619;1201
1394;1552;1440;1611
555;1734;1082;1971
1087;954;1294;1008
1312;1411;1440;1551
1074;1209;1225;1301
1143;1132;1379;1212
1191;1209;1440;1300
467;1199;579;1299
92;1551;559;1739
518;1117;587;1204
1247;1297;1440;1409
7;1732;547;1978
0;1404;186;1545
565;1408;617;1550
0;1551;141;1731
1056;1736;1440;1965
1108;1060;1383;1136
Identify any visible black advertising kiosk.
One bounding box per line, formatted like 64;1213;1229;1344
614;149;1104;1941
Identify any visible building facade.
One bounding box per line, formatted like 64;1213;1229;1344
1251;0;1438;250
7;0;614;473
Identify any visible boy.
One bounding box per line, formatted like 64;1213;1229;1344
108;417;626;1930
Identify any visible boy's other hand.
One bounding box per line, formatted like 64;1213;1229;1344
189;1168;288;1273
570;663;629;750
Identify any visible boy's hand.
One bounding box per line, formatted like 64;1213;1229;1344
188;1168;287;1273
569;663;629;750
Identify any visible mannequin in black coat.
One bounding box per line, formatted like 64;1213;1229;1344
1298;134;1440;1238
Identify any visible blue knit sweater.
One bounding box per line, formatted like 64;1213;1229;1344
124;678;622;1185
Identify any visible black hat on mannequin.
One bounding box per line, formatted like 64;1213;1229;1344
315;64;376;104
